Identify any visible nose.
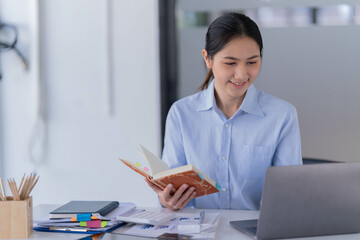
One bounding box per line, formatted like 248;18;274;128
234;63;248;81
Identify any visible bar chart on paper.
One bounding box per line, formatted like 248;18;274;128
114;212;220;238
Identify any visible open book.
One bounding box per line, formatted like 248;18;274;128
119;145;220;198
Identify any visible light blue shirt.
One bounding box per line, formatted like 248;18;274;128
161;80;302;210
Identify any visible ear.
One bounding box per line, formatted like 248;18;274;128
202;49;212;69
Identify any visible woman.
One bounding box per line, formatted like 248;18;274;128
146;12;302;210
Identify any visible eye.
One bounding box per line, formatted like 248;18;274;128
225;62;236;66
247;61;257;65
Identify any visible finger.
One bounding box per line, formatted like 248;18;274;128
180;190;197;209
162;184;174;202
168;184;189;206
175;187;195;209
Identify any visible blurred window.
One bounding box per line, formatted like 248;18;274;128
178;4;359;28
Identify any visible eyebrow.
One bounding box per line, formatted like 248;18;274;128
223;55;260;61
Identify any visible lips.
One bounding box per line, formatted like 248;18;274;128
229;80;247;87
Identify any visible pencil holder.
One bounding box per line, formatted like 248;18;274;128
0;196;33;239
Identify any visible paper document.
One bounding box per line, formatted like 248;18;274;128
112;212;220;239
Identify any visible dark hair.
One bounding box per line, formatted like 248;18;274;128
199;12;263;90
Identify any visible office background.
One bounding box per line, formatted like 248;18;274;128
0;0;359;207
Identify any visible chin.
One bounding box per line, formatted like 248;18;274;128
229;91;246;99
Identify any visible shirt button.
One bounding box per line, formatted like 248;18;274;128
222;187;227;192
221;156;226;160
225;124;229;128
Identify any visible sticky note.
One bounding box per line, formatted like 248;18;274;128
135;162;141;167
77;213;92;221
216;183;221;191
73;215;98;222
80;221;87;227
101;221;108;228
198;173;204;179
86;219;102;228
144;167;149;172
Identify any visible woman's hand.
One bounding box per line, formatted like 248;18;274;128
145;177;196;211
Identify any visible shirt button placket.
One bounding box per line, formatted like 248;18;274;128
219;122;231;209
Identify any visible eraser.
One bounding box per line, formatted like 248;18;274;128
177;224;201;234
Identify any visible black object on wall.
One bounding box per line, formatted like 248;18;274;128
0;22;29;80
159;0;178;148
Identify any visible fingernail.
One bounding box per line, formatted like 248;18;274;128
168;184;173;188
182;184;188;189
190;187;195;191
192;192;197;196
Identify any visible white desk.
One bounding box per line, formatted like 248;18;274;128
22;204;360;240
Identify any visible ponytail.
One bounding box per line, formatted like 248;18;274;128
198;69;213;91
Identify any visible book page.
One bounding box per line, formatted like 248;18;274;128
153;165;193;179
139;144;169;175
120;159;152;178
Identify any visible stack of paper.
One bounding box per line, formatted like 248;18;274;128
34;202;136;234
112;212;220;239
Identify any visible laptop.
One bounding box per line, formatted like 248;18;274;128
230;163;360;239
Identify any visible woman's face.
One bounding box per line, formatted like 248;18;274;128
203;36;261;104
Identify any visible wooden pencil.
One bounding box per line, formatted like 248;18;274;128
11;179;18;200
24;174;35;199
7;179;15;200
22;175;30;200
18;173;25;193
1;173;40;201
20;175;31;200
0;177;6;201
13;178;20;200
27;175;40;199
10;179;18;201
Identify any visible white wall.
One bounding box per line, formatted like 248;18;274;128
0;0;161;207
258;26;360;162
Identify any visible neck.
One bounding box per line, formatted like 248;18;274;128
215;91;245;119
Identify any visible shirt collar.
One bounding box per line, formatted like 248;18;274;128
196;80;215;111
239;84;264;117
196;80;264;117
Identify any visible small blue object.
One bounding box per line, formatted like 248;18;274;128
77;213;92;221
198;173;204;179
216;183;221;191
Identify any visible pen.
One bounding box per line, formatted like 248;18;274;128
199;211;205;224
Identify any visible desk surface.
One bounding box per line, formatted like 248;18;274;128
21;204;360;240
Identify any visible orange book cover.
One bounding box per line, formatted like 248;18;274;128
119;145;220;198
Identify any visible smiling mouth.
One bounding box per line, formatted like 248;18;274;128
229;81;247;87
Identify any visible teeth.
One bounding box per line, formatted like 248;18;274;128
230;81;244;86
